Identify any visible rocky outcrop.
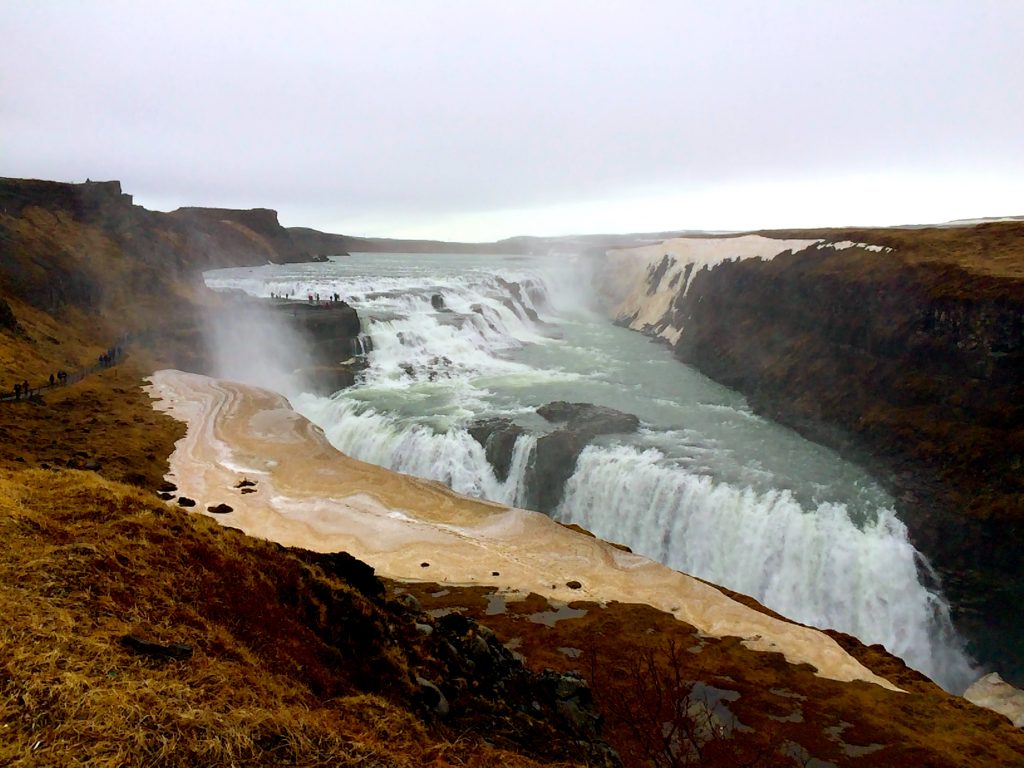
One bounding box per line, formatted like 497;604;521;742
469;402;640;512
537;401;641;435
468;418;526;482
168;206;309;267
0;298;20;333
528;403;641;512
595;224;1024;686
0;177;353;322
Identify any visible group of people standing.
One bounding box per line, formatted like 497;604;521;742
98;345;122;368
306;292;342;304
11;369;66;400
7;341;125;401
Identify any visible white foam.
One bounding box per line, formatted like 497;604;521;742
556;444;978;692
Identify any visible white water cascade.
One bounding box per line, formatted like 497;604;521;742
206;252;978;692
556;444;976;690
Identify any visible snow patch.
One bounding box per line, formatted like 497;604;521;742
599;235;820;344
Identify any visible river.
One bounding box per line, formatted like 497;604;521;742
205;251;977;692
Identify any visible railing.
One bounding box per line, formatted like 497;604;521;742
0;340;128;403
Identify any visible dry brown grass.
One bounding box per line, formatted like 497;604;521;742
758;221;1024;281
0;470;574;767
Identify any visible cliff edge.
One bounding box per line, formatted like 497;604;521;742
596;225;1024;686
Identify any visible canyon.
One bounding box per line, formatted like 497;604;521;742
2;176;1023;765
596;229;1024;687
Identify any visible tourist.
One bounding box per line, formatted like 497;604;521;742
49;373;55;386
14;382;21;400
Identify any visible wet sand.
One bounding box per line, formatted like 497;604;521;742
147;369;899;691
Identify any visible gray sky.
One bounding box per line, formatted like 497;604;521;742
3;1;1023;240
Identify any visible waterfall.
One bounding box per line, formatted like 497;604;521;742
294;395;536;508
555;444;978;692
207;252;979;692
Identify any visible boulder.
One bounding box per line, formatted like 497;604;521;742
416;676;450;716
468;417;526;482
293;549;385;600
529;429;589;513
537;401;640;436
469;403;639;511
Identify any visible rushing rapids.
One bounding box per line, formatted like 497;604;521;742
205;252;978;692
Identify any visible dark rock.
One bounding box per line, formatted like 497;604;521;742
177;497;196;508
537;401;640;436
240;487;257;495
293;550;385;600
438;612;472;636
280;301;362;361
206;503;233;515
157;492;175;501
121;634;193;660
394;593;422;612
468;417;526;482
512;403;642;511
431;293;447;311
416;676;450;716
528;429;588;513
420;561;430;568
295;362;362;396
83;461;101;471
566;580;582;590
0;298;20;333
235;479;256;488
158;481;178;493
646;253;676;296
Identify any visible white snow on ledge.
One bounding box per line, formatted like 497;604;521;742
818;241;894;253
598;235;821;343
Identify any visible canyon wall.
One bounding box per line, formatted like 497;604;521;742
0;177;362;374
595;225;1024;685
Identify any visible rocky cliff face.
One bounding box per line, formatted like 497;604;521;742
596;225;1024;686
0;177;322;319
0;177;369;377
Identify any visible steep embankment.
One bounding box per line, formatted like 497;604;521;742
596;225;1024;686
0;177;362;378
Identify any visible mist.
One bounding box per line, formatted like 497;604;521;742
201;294;314;397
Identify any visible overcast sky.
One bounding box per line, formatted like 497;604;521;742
3;1;1023;240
